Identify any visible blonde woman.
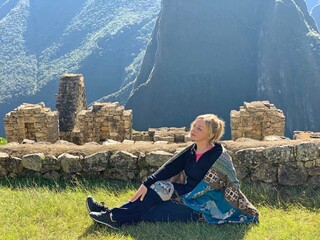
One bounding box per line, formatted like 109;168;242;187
87;114;259;229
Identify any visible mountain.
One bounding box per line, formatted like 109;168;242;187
0;0;160;137
305;0;319;10
310;2;320;28
126;0;320;138
305;0;320;29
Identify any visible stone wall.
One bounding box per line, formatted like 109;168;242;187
293;131;320;140
72;102;132;144
1;141;319;187
230;101;285;141
132;127;190;143
4;103;59;143
56;74;87;140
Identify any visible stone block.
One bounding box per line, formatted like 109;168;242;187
145;151;174;167
0;165;8;177
43;171;61;181
235;147;265;169
109;151;138;169
42;155;61;172
307;176;320;187
83;152;109;172
263;145;294;164
59;153;82;173
252;164;277;183
22;153;44;171
304;160;315;168
103;168;137;181
5;156;24;174
306;167;320;176
278;163;308;185
0;152;10;165
295;142;319;161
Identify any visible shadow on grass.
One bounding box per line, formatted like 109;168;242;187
0;177;139;195
1;177;319;210
78;221;255;240
241;181;320;211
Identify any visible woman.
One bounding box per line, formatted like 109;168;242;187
87;114;259;229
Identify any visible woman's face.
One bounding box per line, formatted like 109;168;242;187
190;118;211;143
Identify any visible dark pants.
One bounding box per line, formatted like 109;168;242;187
110;188;200;225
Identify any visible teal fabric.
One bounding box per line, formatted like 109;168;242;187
181;147;259;224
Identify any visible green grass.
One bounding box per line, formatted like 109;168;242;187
0;137;7;145
0;178;319;240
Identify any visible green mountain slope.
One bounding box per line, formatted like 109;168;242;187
0;0;160;136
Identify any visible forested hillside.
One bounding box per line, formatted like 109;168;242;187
0;0;160;136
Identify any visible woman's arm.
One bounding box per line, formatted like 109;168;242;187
142;145;192;188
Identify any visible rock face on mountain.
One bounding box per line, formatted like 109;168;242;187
0;0;160;136
126;0;320;138
310;3;320;27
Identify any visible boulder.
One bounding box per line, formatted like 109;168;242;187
59;153;82;173
83;152;109;172
22;153;44;171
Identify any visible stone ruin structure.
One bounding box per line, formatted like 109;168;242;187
56;74;87;138
230;101;285;141
4;74;132;144
4;103;59;143
72;102;132;144
293;131;320;140
132;127;190;143
56;74;132;144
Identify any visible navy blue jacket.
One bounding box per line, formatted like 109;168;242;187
143;142;223;196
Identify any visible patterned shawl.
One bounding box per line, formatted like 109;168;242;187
172;144;259;224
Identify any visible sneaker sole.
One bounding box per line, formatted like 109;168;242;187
89;215;120;230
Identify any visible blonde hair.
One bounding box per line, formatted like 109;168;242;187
191;114;225;142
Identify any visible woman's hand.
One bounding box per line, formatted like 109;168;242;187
130;184;148;202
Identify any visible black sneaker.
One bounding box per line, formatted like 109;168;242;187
89;211;120;230
86;196;109;213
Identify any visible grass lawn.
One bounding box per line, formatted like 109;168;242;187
0;177;319;240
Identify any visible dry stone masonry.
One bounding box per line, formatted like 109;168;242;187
4;74;133;145
0;141;319;187
230;101;285;141
132;127;190;143
4;103;59;143
73;102;132;144
56;74;87;141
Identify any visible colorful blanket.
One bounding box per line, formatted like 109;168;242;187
181;145;259;224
